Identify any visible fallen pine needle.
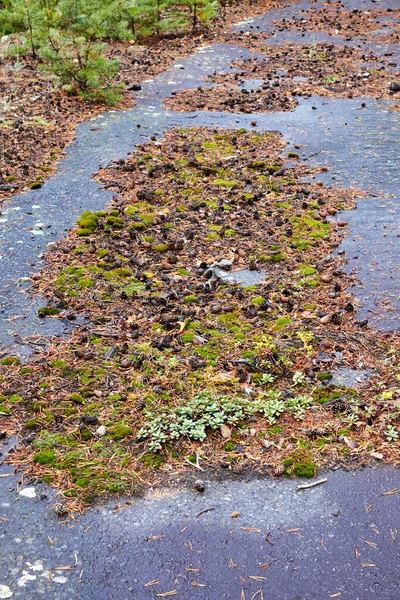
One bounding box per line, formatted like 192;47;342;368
185;568;200;573
258;563;271;570
364;541;377;548
296;478;327;491
287;528;300;533
382;488;399;495
195;507;215;518
191;582;206;587
361;563;376;568
329;594;342;597
155;592;177;597
229;558;238;568
241;527;261;533
248;576;265;582
144;580;159;587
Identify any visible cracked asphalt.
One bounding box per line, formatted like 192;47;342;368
0;0;399;598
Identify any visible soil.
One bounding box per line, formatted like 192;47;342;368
164;38;400;113
0;127;398;510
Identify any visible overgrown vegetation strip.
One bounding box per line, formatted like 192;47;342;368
0;128;398;510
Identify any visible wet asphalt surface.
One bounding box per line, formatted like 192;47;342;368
0;433;399;600
0;0;399;598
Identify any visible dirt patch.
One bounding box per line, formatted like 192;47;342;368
164;41;398;113
268;5;400;40
0;127;398;510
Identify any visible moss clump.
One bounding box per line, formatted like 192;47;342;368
78;277;94;289
293;462;317;478
298;264;318;276
106;215;124;229
76;211;98;236
184;295;198;304
213;179;237;188
104;268;132;279
38;307;60;317
70;393;86;405
65;265;86;275
109;423;132;440
74;477;91;488
152;243;169;253
80;428;92;441
141;453;166;470
181;332;195;343
25;418;41;430
251;296;266;306
317;372;333;382
248;160;266;169
268;426;283;436
202;141;218;149
234;333;245;340
50;360;66;369
1;356;21;366
270;252;286;263
33;450;56;465
9;395;21;403
223;441;236;452
30;182;42;189
288;152;300;159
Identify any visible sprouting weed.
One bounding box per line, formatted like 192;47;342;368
384;425;398;442
260;373;275;385
347;412;358;427
138;390;313;451
292;371;305;385
364;406;375;418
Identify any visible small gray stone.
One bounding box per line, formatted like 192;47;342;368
194;479;205;493
96;425;107;437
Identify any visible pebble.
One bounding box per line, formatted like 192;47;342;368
193;479;205;493
96;426;107;437
19;487;36;499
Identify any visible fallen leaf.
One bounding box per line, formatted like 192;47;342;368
220;424;232;439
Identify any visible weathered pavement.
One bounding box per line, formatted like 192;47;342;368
1;435;399;600
0;0;399;597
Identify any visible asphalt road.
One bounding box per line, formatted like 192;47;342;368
0;0;399;598
0;434;399;600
